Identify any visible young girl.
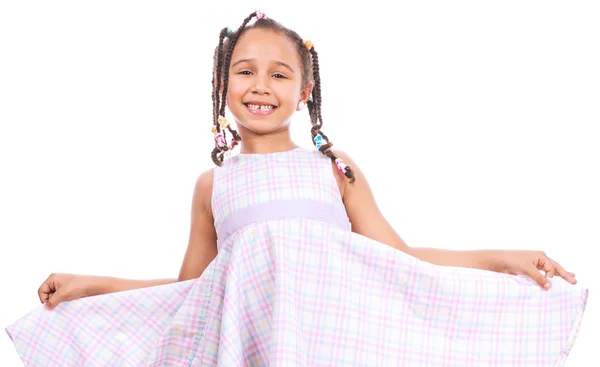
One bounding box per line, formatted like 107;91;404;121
7;10;587;367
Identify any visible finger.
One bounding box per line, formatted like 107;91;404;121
38;275;56;303
38;282;50;303
552;260;577;284
524;265;550;289
540;259;555;279
46;288;68;310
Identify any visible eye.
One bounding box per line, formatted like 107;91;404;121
272;73;287;79
238;70;252;75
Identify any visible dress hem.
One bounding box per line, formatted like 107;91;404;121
553;288;589;367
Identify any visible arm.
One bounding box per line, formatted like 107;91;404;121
89;277;178;296
334;150;496;271
177;168;219;281
90;169;217;296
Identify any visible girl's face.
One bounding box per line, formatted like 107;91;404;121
227;28;311;137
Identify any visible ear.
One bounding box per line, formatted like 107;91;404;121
300;81;314;105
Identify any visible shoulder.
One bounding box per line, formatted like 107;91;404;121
327;149;366;200
193;168;215;214
195;168;214;190
330;149;358;167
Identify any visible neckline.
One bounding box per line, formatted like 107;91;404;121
237;147;305;156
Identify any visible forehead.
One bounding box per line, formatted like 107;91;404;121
231;28;299;67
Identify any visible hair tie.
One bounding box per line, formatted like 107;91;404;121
335;158;348;175
213;116;239;152
256;9;267;19
226;27;233;36
215;133;226;148
313;133;323;150
304;40;314;51
218;115;230;129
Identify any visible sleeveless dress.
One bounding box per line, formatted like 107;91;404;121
6;148;588;366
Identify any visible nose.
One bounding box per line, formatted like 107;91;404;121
251;73;271;95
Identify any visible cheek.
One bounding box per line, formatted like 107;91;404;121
227;78;247;100
277;83;302;105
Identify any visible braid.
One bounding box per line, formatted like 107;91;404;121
210;14;256;166
211;28;229;166
213;28;227;125
307;47;355;183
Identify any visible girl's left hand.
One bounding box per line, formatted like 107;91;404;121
490;250;577;290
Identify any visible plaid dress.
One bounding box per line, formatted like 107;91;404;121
6;148;588;366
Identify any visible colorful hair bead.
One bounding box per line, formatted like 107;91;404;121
215;133;226;148
218;115;230;129
304;40;314;51
308;95;313;102
256;10;267;19
335;158;348;174
226;27;233;36
313;134;323;150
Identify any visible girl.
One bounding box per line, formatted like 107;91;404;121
7;10;587;367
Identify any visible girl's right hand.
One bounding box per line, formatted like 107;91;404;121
38;273;96;310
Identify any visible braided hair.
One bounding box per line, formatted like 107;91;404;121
210;11;355;183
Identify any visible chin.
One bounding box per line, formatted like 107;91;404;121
231;108;292;135
239;119;289;136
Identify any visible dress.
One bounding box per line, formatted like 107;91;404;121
6;147;588;366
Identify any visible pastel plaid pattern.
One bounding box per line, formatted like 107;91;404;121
6;148;588;366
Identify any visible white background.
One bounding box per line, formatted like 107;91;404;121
1;1;598;365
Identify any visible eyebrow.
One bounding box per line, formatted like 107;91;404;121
231;58;295;74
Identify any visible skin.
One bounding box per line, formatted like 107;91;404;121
39;28;576;310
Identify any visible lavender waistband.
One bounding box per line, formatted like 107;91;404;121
217;199;351;245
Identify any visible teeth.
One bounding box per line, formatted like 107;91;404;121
248;104;274;111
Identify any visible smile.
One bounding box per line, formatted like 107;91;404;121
244;103;277;116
